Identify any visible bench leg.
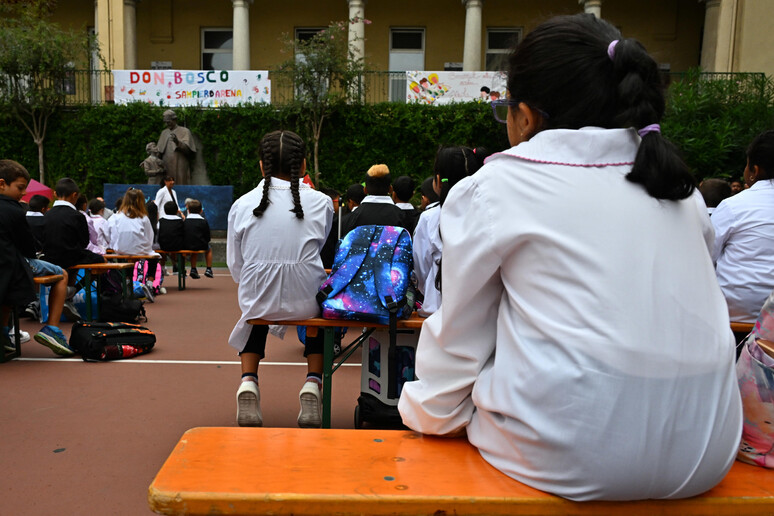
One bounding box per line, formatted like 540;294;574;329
83;270;93;322
1;307;22;363
322;327;334;429
178;254;185;291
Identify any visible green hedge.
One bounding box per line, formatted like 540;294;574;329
1;71;771;199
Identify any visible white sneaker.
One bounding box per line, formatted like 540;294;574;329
158;287;167;295
297;381;322;428
236;381;262;427
9;326;31;344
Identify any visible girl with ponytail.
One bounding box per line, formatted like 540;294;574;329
227;130;334;428
399;14;742;501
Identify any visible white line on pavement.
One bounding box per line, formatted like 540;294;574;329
14;358;361;366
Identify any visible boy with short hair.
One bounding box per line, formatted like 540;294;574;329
0;160;75;356
158;200;184;275
26;194;49;252
183;198;213;278
341;165;407;234
391;175;420;234
43;178;105;274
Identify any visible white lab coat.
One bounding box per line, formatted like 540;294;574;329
227;178;333;351
155;186;180;215
412;204;441;316
398;127;742;501
711;180;774;322
105;212;157;256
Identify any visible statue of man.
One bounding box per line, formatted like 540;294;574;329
156;109;196;185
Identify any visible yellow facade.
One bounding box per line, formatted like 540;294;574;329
47;0;771;76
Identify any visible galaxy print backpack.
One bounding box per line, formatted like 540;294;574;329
317;225;414;325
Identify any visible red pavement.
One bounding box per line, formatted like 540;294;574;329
0;269;363;515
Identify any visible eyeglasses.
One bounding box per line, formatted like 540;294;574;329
490;99;550;124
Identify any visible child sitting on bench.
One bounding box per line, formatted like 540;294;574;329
227;130;333;428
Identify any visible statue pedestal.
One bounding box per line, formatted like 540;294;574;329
103;184;234;231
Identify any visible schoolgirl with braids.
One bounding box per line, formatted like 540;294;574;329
412;146;484;316
399;14;742;501
227;130;333;428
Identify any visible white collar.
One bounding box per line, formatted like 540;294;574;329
187;213;204;220
395;202;415;210
267;177;312;190
160;213;181;220
425;201;440;211
488;127;640;169
749;179;774;191
53;200;76;210
361;195;395;205
26;211;44;217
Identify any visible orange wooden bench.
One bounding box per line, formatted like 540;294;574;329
248;313;426;428
148;427;774;515
730;321;754;334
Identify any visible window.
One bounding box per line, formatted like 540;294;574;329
202;29;233;70
389;28;425;102
486;28;521;71
293;28;328;99
295;28;325;43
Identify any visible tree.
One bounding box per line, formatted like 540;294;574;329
276;19;368;185
0;1;99;185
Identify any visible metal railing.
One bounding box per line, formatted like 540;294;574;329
23;69;772;106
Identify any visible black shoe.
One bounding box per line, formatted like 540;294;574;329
189;269;200;279
205;268;213;278
172;264;178;273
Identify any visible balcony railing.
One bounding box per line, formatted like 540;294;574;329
9;69;768;106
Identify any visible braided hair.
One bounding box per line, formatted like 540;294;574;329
506;14;694;200
253;130;306;219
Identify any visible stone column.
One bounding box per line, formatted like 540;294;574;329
124;0;138;69
462;0;483;71
348;0;365;63
701;0;737;72
232;0;253;70
579;0;603;18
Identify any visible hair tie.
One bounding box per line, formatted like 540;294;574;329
637;124;661;138
607;40;619;61
441;178;449;183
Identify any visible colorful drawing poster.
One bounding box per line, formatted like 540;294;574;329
405;71;506;105
112;70;271;107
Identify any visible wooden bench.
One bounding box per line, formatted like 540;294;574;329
157;250;205;291
103;253;158;263
248;314;426;428
68;262;134;321
730;322;755;334
148;427;774;515
1;274;65;362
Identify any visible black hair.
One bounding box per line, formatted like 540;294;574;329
364;164;392;196
54;177;80;198
115;198;123;211
75;194;88;211
434;146;482;206
420;176;439;204
254;130;306;219
29;194;50;212
146;200;158;237
345;183;365;205
0;159;30;184
506;14;694;201
319;187;340;200
163;200;178;215
160;174;174;186
392;176;416;203
699;178;732;208
746;129;774;180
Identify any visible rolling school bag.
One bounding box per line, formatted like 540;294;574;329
316;224;416;428
69;321;156;361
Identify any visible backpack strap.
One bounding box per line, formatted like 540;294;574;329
372;226;411;311
316;225;378;304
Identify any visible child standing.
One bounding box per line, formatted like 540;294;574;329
183;199;213;279
227;130;333;428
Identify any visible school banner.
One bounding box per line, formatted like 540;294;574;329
112;70;271;107
405;71;506;105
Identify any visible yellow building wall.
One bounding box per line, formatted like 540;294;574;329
734;0;774;76
48;0;706;73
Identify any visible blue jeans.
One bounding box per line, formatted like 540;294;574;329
26;258;64;277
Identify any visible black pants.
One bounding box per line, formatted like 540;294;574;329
240;324;324;358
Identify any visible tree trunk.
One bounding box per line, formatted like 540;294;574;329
35;137;45;185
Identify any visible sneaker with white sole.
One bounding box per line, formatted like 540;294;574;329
61;301;82;322
9;326;31;344
297;381;322;428
236;381;263;427
158;287;167;295
141;283;155;303
34;325;75;357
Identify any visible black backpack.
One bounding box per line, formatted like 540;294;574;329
99;294;147;323
69;321;156;361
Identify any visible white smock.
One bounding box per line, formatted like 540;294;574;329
154;186;180;214
105;212;158;256
227;178;333;351
398;127;742;501
711;179;774;323
412;204;442;316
